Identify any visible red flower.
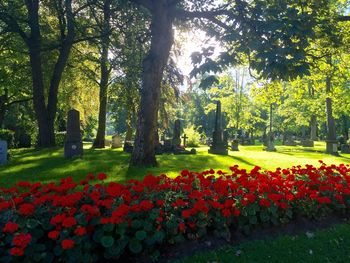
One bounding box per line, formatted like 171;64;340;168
222;208;231;217
3;222;19;233
259;198;271;208
48;230;60;240
61;239;75;250
50;214;66;225
182;209;192;218
139;200;154;211
18;203;35;216
10;247;24;256
62;217;77;228
179;223;186;232
13;233;31;248
74;226;87;236
97;173;107;181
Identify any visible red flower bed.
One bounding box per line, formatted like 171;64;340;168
1;162;350;261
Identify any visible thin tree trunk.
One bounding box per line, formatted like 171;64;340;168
131;3;174;166
325;76;336;141
93;0;111;148
342;115;349;141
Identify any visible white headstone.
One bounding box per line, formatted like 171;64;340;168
111;134;123;148
0;140;8;165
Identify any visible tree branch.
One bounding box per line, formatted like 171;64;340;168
7;97;32;106
337;16;350;22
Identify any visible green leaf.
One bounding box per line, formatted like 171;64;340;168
129;239;143;254
101;236;114;248
27;219;39;229
103;224;114;232
249;215;258;225
286;209;293;219
135;230;147;241
131;220;142;229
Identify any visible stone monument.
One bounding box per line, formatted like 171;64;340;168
111;134;123;148
172;120;181;147
301;139;314;147
209;101;228;155
0;140;7;165
64;109;83;158
341;144;350;154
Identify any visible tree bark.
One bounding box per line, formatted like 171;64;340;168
26;0;52;147
93;0;111;148
325;76;336;141
342;115;349;141
131;2;174;166
26;0;75;147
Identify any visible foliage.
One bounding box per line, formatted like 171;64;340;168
0;129;15;148
183;125;202;147
1;163;350;261
55;132;66;147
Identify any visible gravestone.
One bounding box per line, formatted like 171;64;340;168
326;140;339;155
265;132;276;152
0;140;7;165
301;139;314;147
105;139;112;147
231;139;239;151
182;134;188;147
172;120;181;147
64;109;83;158
208;101;228;155
341;144;350;154
111;134;123;148
18;134;31;148
123;141;134;153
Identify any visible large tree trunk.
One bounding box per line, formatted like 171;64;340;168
26;0;53;147
93;0;111;148
26;0;75;147
131;3;174;166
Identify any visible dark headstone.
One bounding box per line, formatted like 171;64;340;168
326;140;339;155
265;132;276;152
301;139;314;147
231;140;239;151
64;109;83;158
0;140;7;165
182;134;188;147
341;144;350;154
208;101;228;155
123;141;134;153
172;120;181;147
18;134;31;148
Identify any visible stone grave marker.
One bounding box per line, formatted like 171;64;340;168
0;140;7;165
208;101;228;155
182;134;188;147
111;134;123;148
341;144;350;154
172;120;181;147
301;139;314;147
64;109;83;158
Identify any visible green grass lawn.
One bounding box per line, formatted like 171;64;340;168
0;141;349;187
175;223;350;263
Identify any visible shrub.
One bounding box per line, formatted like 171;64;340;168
1;162;350;262
183;125;202;147
55;132;66;147
0;129;15;148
